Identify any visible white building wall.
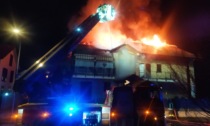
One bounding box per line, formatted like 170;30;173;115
113;50;137;80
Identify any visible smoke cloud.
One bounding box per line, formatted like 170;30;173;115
68;0;163;50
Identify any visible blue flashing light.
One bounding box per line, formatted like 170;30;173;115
63;104;79;116
4;92;9;96
76;27;81;32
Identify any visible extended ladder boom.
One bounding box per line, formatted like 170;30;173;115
13;4;116;92
17;13;100;80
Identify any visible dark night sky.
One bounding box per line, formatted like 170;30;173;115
0;0;87;69
1;0;210;71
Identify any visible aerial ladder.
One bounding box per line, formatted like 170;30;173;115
13;4;116;92
14;4;116;126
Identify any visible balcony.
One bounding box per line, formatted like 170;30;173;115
139;71;175;82
73;67;115;79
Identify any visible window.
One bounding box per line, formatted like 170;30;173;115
157;64;162;73
139;63;145;77
9;55;13;66
75;66;87;74
87;67;94;75
95;67;103;76
10;71;14;83
145;64;151;77
2;68;8;82
146;64;151;72
105;68;113;77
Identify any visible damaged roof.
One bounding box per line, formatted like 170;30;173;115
111;44;196;58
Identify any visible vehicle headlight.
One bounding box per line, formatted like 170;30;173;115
41;112;50;118
111;112;116;117
154;117;158;121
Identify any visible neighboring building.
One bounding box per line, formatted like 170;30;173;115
0;44;17;110
0;44;17;90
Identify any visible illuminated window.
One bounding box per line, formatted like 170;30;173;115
2;68;8;82
157;64;162;73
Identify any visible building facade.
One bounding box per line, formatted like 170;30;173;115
70;45;115;103
70;42;196;99
67;43;196;103
0;44;17;110
19;43;196;105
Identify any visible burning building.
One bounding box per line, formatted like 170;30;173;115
70;40;196;102
67;0;196;99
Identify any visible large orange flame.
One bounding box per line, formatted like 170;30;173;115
70;0;172;51
141;34;167;48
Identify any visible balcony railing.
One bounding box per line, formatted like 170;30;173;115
139;71;175;82
73;67;115;79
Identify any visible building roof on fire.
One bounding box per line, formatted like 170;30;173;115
74;43;195;59
73;44;112;57
111;44;196;58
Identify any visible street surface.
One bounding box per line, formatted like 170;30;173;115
166;118;210;126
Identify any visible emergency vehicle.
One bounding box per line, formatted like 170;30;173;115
109;80;166;126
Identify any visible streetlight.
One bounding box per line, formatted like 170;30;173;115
11;27;23;118
12;28;22;75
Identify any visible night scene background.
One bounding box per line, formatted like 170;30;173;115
0;0;210;125
1;0;210;96
0;0;209;66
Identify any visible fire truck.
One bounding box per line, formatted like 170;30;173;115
109;80;166;126
14;4;115;126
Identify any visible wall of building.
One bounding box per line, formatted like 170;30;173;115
0;51;16;89
70;78;111;103
136;55;195;98
113;49;137;80
71;45;196;101
0;50;16;111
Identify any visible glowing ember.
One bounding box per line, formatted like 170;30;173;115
141;35;167;48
